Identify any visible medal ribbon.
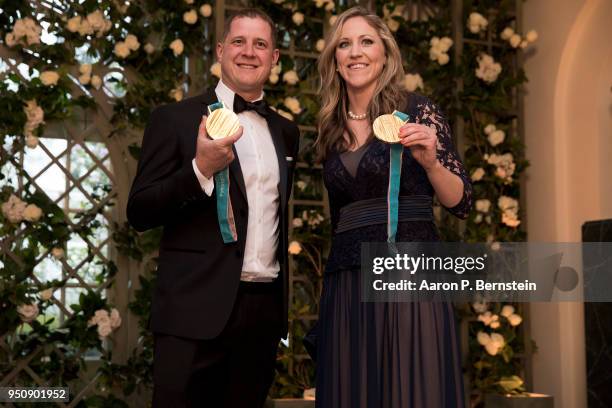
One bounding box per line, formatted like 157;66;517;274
387;111;410;243
209;102;238;243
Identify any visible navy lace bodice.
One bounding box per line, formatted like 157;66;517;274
323;94;473;273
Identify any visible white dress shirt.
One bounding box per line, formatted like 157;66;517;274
192;80;281;282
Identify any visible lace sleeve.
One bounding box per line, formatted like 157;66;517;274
414;97;473;219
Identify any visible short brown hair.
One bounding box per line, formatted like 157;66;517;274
221;8;277;48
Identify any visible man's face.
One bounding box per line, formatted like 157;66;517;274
216;17;279;97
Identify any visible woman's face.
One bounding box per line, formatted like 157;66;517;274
335;16;386;93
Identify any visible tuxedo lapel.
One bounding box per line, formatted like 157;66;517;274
200;88;247;202
265;110;288;210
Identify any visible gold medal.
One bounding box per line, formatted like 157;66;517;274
206;106;241;140
372;110;407;144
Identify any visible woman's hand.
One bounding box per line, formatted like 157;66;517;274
398;123;440;172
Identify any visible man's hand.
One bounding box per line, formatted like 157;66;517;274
195;115;243;178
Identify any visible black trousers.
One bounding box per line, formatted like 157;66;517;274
152;281;283;408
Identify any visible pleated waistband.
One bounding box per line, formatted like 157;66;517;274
336;195;433;234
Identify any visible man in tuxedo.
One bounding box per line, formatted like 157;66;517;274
126;8;299;407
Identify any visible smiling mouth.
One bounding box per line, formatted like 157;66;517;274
237;63;259;69
347;63;369;70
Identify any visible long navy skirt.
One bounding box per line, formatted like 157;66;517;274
315;267;466;408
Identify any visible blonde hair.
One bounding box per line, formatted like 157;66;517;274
314;6;407;161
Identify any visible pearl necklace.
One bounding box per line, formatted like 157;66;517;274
348;110;367;120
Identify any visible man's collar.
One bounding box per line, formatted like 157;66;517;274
215;79;264;111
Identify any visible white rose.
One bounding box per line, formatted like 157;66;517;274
13;19;27;38
18;17;42;45
475;199;491;213
292;218;303;228
508;314;523;326
144;43;155;54
437;53;450;65
2;194;27;223
296;180;307;191
283;97;301;114
200;4;213;18
78;19;93;36
66;16;81;33
210;61;221;78
488;129;505;146
79;64;92;75
86;10;106;33
490;321;500;329
90;75;102;90
404;73;424;92
501;304;515;318
288;241;302;255
51;247;64;259
475;53;502;83
24;100;44;126
169;87;184;102
526;30;538;43
509;34;521;48
437;37;453;52
184;0;194;4
23;204;43;222
114;41;130;58
25;134;39;149
500;27;514;40
519;40;529;49
78;74;91;85
502;212;521;227
329;15;338;26
471;167;485;181
485;333;505;355
484;123;496;134
316;39;325;52
17;303;39;323
125;34;140;51
39;71;59;86
40;288;54;301
110;308;122;328
91;309;110;326
97;321;112;337
467;12;487;34
277;109;294;121
169;39;184;56
283;70;299;85
183;9;198;25
269;73;279;84
477;331;490;346
477;311;498;326
271;64;282;75
474;214;483;224
498;195;519;212
5;33;16;47
79;74;91;85
292;12;304;26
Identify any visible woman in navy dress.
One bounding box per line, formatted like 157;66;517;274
313;7;473;408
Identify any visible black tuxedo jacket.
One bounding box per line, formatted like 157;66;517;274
127;87;299;339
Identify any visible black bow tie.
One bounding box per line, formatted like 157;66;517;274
233;94;269;117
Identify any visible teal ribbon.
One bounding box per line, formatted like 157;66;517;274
209;102;238;243
387;111;410;243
